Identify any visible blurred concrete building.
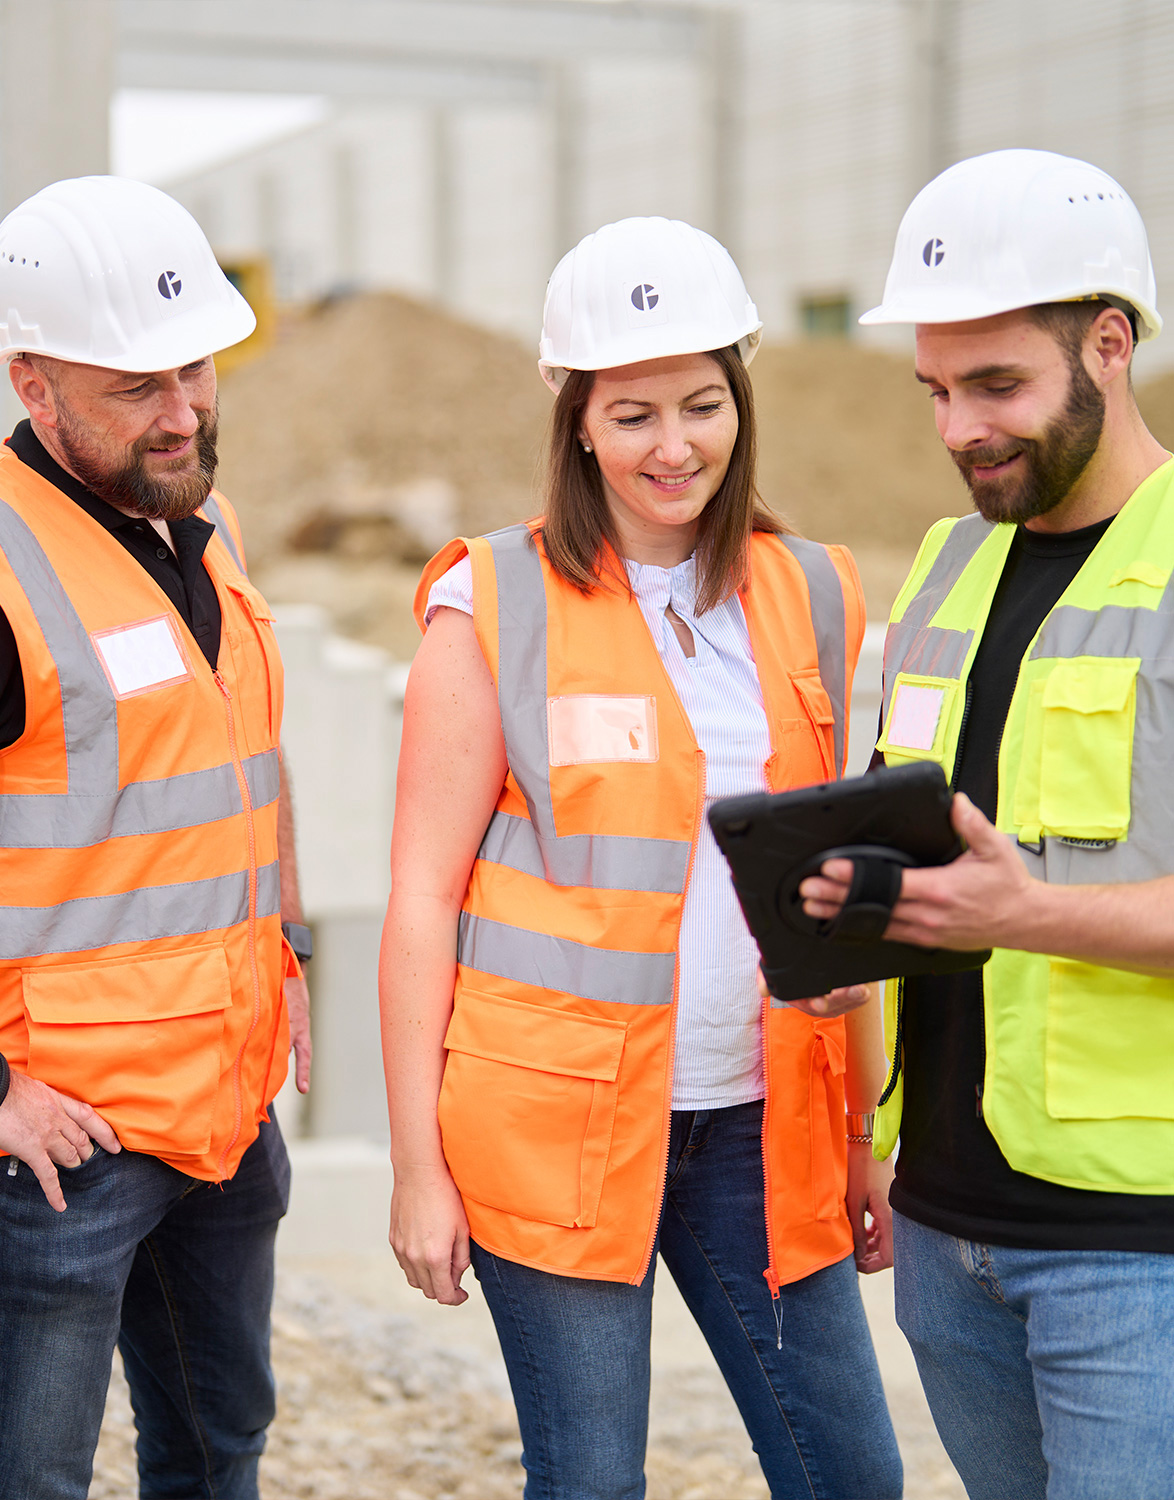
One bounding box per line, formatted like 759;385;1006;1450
5;1;1174;358
120;0;1174;378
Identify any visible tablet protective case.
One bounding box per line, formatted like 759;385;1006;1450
708;762;991;1002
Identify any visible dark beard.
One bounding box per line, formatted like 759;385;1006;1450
952;357;1105;525
57;404;219;522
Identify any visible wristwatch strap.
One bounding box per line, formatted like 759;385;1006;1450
281;921;313;963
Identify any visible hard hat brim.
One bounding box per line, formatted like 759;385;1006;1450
0;298;257;372
539;325;762;394
860;289;1162;342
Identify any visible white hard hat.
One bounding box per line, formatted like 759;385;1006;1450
0;176;256;371
538;216;762;391
860;149;1161;341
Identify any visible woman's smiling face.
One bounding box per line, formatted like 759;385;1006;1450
579;351;739;560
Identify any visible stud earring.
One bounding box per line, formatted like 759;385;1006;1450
581;442;593;453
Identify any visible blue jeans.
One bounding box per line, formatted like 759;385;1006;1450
471;1101;902;1500
0;1117;289;1500
893;1210;1174;1500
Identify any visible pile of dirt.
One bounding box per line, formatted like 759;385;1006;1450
214;293;973;655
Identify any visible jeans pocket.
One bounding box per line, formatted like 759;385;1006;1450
59;1143;105;1174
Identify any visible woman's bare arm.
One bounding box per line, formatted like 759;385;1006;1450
843;986;894;1274
379;605;508;1304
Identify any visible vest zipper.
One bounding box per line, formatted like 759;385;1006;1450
214;670;263;1183
760;988;782;1339
877;975;904;1108
634;748;706;1286
949;679;975;792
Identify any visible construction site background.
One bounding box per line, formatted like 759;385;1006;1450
217;288;1174;652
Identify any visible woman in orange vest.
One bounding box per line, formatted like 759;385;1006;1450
380;218;901;1499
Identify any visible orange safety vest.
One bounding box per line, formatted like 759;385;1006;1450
0;445;294;1181
414;523;865;1287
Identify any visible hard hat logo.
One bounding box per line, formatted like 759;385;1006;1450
630;283;659;312
157;270;183;300
922;238;945;268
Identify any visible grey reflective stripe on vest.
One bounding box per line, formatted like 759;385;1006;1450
778;536;848;774
0;750;280;849
478;525;692;892
881;515;993;720
478;810;690;894
459;911;675;1006
0;860;281;961
487;526;558;845
0;496;120;798
0;497;277;847
201;495;245;572
1031;599;1174;661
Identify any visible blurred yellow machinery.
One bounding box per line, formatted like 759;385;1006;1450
213;258;275;375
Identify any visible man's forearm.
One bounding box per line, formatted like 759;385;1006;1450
277;756;305;924
1006;872;1174;974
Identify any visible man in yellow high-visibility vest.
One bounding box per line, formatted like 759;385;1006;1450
804;150;1174;1499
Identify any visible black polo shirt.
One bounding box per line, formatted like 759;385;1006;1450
0;420;222;749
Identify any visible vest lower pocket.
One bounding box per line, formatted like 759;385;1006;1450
22;945;233;1155
439;989;626;1229
1046;957;1174;1120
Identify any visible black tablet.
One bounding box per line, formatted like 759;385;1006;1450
708;762;990;1002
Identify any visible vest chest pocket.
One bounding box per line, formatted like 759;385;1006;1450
1013;657;1140;844
781;669;836;784
223;579;281;758
438;989;626;1229
22;945;233;1155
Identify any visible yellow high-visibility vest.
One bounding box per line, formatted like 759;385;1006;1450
875;457;1174;1193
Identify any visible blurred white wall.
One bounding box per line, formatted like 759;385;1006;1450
0;0;116;432
6;2;1174;375
270;606;405;1143
126;0;1174;380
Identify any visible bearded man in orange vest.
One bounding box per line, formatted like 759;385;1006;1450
0;177;312;1500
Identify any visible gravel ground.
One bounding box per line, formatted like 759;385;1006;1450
91;1261;962;1499
90;1267;771;1500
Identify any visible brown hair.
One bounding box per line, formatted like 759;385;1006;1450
1029;299;1136;366
538;344;790;614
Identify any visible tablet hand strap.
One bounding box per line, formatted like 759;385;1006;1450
821;853;903;944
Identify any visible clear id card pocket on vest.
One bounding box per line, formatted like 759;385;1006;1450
547;695;659;766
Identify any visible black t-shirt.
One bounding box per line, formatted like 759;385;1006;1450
887;517;1174;1252
0;421;222;749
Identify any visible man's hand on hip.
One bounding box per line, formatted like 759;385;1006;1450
0;1071;121;1212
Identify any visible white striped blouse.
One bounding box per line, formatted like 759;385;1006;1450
426;552;770;1109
